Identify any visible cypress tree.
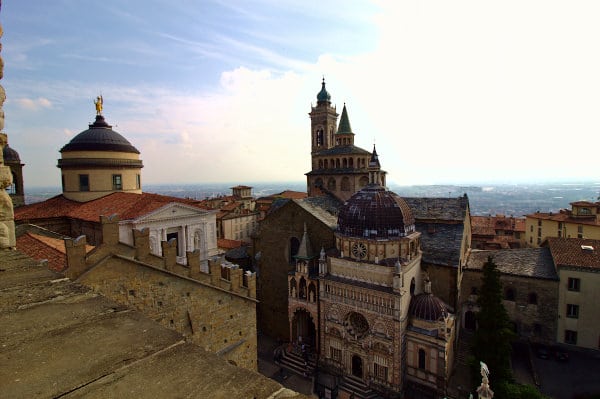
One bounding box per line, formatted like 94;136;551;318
473;255;514;387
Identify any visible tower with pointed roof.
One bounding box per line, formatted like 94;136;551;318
57;100;143;202
306;79;386;202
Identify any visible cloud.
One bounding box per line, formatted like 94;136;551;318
14;97;53;111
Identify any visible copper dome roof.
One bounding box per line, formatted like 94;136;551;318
337;184;415;239
3;144;21;162
60;115;140;154
409;293;449;322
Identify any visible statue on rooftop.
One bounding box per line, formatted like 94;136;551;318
94;95;103;115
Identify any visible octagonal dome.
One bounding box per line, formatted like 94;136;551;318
409;293;449;322
60;115;140;154
337;183;415;239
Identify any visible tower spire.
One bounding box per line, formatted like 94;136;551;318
336;103;353;134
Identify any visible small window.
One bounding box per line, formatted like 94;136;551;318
566;304;579;318
112;174;122;190
418;349;426;370
538;220;542;227
136;174;141;189
568;278;581;292
565;330;577;345
528;292;538;305
505;287;516;301
79;174;89;191
61;174;66;191
330;347;341;362
577;225;583;238
530;225;534;232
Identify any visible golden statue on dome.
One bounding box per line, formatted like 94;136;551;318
94;95;103;115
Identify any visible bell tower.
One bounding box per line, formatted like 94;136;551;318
309;78;338;154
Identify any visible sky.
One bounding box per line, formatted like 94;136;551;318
2;1;600;188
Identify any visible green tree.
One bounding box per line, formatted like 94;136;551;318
473;256;514;388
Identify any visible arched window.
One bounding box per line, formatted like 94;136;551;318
410;278;416;296
341;177;350;191
504;287;516;301
327;178;336;191
335;159;340;168
316;129;323;146
315;178;323;188
349;158;354;168
299;277;307;299
418;349;426;370
324;159;329;169
528;292;538;305
289;237;300;264
343;158;348;168
318;160;323;169
289;278;297;297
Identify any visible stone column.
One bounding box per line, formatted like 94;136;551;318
0;3;15;249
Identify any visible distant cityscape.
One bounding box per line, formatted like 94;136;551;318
25;181;599;217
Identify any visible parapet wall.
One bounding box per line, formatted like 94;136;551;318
64;215;258;370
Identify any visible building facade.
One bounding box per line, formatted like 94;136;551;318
525;201;600;247
547;238;600;350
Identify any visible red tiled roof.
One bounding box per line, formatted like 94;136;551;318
15;232;91;272
217;238;245;250
15;192;209;224
278;190;308;199
547;237;600;270
526;211;600;226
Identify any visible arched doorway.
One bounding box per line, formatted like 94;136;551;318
465;310;477;330
292;309;317;348
352;354;363;378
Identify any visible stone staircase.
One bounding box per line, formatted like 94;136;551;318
338;374;381;399
276;345;316;377
456;329;474;367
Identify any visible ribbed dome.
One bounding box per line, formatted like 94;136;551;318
337;184;415;239
409;293;449;321
3;144;20;162
317;78;331;103
60;115;140;154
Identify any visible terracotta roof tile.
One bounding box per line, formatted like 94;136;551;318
547;237;600;270
217;238;245;249
15;192;210;224
16;233;67;272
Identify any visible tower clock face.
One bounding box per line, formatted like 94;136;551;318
352;242;367;259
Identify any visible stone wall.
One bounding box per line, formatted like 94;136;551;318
65;216;258;371
254;199;335;340
460;269;558;344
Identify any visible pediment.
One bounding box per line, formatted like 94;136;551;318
132;202;213;223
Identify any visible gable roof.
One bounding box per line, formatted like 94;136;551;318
547;237;600;270
15;192;209;224
466;248;558;280
294;195;341;230
403;196;469;222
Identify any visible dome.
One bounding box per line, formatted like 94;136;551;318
409;293;449;322
317;78;331;103
3;144;21;163
337;184;415;239
60;115;140;154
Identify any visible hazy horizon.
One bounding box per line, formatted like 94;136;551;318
5;1;600;187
